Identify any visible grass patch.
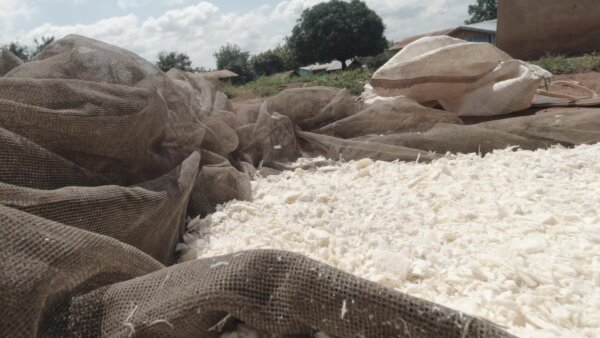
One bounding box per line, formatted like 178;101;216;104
224;69;374;99
307;69;374;95
533;53;600;75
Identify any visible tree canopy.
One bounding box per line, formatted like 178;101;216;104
358;41;395;70
250;42;299;76
156;51;194;72
288;0;387;70
5;42;30;61
275;41;301;71
250;50;285;77
1;36;56;62
33;36;55;56
465;0;497;24
214;43;253;83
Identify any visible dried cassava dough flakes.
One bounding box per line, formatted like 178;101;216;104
181;145;600;338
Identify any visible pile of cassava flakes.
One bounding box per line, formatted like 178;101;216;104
179;144;600;338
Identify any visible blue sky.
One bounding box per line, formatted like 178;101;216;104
1;0;473;67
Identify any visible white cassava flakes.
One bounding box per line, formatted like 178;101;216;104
182;144;600;338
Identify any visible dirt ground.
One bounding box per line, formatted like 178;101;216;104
553;72;600;95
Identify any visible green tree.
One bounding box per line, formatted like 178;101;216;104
156;51;194;72
274;41;300;70
5;42;30;61
359;50;395;70
1;36;55;62
33;36;55;57
250;41;301;77
194;66;213;73
250;49;286;76
214;43;253;83
465;0;497;24
288;0;387;71
358;39;395;70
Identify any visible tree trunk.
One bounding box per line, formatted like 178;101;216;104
340;60;347;71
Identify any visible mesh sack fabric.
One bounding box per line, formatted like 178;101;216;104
1;205;512;337
2;35;600;337
0;48;24;76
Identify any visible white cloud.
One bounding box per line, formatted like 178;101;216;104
0;0;39;43
117;0;189;10
17;0;472;68
0;0;38;30
271;0;323;20
26;15;141;44
143;2;218;31
360;0;472;41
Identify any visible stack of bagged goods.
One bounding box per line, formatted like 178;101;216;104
1;34;599;337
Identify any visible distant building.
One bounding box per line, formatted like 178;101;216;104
298;63;329;77
390;20;497;52
325;60;363;72
298;59;363;77
447;20;497;44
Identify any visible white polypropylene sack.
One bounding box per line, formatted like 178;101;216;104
368;36;552;116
